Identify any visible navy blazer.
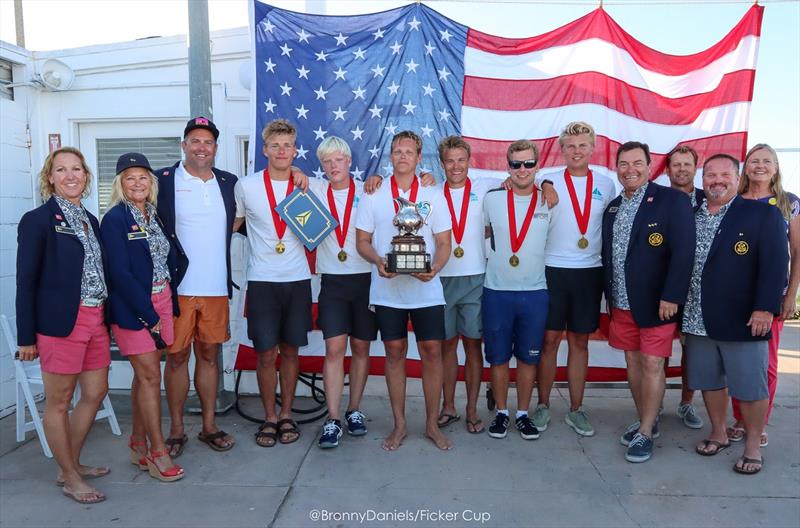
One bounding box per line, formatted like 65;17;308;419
100;202;179;330
699;195;788;341
15;197;106;346
602;183;696;328
155;162;238;298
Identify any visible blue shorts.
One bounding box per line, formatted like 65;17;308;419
481;288;549;366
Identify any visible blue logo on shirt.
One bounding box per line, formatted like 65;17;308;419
592;188;603;200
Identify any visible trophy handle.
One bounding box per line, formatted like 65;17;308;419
417;200;432;224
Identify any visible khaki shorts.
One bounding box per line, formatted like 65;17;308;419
169;295;230;352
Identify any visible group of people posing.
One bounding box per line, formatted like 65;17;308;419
15;117;797;504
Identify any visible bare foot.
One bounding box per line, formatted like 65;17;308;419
56;465;110;486
60;476;105;504
425;426;454;450
382;426;407;451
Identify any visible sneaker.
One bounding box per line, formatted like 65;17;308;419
345;410;367;436
625;432;654;463
565;408;595;437
488;413;510;439
620;420;661;446
515;415;540;440
318;419;342;449
676;403;704;429
531;404;550;432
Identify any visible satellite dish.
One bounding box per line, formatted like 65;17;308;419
39;59;75;91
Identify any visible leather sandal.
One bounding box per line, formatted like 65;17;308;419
277;418;301;445
255;421;278;448
144;450;185;482
128;437;148;470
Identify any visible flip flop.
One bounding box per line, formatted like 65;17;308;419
695;439;731;456
437;413;461;428
466;418;485;434
56;466;111;487
760;432;769;447
197;430;234;452
62;486;105;504
165;434;188;458
733;456;763;475
726;426;745;442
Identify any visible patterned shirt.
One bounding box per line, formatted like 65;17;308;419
126;201;171;284
689;189;698;208
54;195;107;300
682;199;732;336
611;183;649;309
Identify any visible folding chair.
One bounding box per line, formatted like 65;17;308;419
1;314;122;458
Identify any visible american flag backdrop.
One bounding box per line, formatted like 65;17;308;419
250;1;763;181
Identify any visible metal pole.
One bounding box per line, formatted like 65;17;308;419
13;0;25;48
185;0;233;414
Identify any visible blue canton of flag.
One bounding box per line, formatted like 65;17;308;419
252;1;467;181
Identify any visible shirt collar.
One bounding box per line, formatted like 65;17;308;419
621;181;649;202
179;162;215;182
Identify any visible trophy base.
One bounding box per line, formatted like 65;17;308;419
386;234;431;274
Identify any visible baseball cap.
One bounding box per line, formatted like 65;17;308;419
183;116;220;140
115;152;152;175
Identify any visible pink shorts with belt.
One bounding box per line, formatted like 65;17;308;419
112;283;175;356
608;308;676;358
37;305;111;375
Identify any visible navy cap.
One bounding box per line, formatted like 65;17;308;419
115;152;152;175
183;116;220;140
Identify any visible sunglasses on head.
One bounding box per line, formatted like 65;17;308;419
509;159;537;170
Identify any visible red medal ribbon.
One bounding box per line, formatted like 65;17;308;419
444;178;471;246
263;169;294;240
507;188;538;254
326;179;355;249
564;168;593;236
390;175;419;213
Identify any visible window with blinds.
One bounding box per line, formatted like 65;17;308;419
96;137;181;215
0;60;13;101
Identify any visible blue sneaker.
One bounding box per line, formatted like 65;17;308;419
625;432;654;463
620;419;660;446
345;410;367;436
318;419;342;449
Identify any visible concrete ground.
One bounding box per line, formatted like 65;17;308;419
1;323;798;528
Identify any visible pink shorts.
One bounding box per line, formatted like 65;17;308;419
37;305;111;374
112;284;175;356
608;308;676;358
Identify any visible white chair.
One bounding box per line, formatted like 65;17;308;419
1;314;122;458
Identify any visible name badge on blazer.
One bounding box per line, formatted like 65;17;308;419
127;231;149;240
55;225;76;235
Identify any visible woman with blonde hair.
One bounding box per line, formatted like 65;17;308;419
16;147;111;503
100;153;184;482
728;143;800;447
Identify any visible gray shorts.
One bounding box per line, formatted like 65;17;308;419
685;334;768;401
442;274;484;340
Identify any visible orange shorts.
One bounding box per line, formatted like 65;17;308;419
169;295;230;352
608;308;675;358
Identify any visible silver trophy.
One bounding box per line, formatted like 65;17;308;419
386;197;432;273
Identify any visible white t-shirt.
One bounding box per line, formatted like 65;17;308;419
234;170;311;283
174;162;228;296
308;177;371;275
439;178;497;278
355;177;452;308
483;188;551;291
539;169;616;268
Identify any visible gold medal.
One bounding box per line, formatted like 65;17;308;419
577;236;589;249
454;246;464;258
275;240;286;254
337;250;348;262
509;254;520;267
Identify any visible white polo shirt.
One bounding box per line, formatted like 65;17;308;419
308;177;371;275
355;178;451;309
174;162;228;296
234;170;311;283
439;177;497;277
538;170;616;268
483;188;551;291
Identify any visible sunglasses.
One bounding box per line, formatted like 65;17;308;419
509;159;537;170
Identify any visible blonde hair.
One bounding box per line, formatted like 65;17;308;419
261;119;297;143
38;147;93;201
317;136;351;161
109;167;159;207
506;139;539;163
739;143;791;220
558;121;596;146
438;136;471;161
